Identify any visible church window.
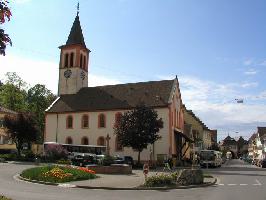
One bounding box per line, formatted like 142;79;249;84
64;53;69;68
97;136;105;146
81;137;89;145
70;52;74;67
80;54;83;68
66;137;73;144
83;55;86;69
66;115;73;129
115;136;123;151
81;114;89;128
114;112;122;128
98;114;106;128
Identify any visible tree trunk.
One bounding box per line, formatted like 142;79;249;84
138;151;141;165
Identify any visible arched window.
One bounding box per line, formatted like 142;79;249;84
98;113;106;128
97;136;105;146
66;115;73;129
70;52;74;67
80;54;83;68
64;53;69;68
83;55;86;69
81;114;89;128
66;137;73;144
115;136;123;151
81;137;89;145
114;112;122;128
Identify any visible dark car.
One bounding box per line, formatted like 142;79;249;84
71;154;96;167
114;156;134;165
260;159;266;168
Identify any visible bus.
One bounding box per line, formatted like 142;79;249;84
43;142;106;157
200;150;222;168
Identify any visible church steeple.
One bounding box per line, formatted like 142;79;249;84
58;4;90;96
66;14;86;48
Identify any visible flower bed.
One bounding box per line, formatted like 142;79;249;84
21;165;96;183
144;171;179;187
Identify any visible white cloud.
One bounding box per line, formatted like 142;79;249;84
244;69;258;75
0;54;122;94
259;60;266;66
243;58;253;66
0;54;58;93
175;75;266;139
241;82;258;88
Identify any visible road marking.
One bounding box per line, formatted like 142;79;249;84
253;179;262;186
58;184;76;188
239;184;248;186
218;184;224;186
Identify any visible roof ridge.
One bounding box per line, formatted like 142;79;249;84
85;79;175;89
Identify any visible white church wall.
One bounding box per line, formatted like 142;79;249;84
45;107;170;161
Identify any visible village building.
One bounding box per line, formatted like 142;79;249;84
0;106;17;153
220;135;248;158
44;12;191;164
183;107;213;153
248;127;266;160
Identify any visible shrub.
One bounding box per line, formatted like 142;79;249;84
102;155;114;166
144;173;176;187
0;154;16;161
56;159;71;165
21;165;96;183
44;144;68;161
0;195;12;200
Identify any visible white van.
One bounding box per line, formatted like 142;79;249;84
200;150;222;167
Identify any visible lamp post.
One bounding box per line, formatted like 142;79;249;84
106;134;111;156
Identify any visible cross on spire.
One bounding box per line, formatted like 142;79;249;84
77;2;80;16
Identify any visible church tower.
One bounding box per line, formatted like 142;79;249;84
58;7;90;96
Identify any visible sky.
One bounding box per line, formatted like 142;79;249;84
1;0;266;141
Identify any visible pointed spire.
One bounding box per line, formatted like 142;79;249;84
77;2;79;16
65;3;86;48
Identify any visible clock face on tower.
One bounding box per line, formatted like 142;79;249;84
80;71;86;80
64;69;72;78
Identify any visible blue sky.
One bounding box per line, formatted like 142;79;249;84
1;0;266;141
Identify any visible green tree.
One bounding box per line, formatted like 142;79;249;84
114;104;163;164
4;113;39;156
0;72;27;111
27;84;56;142
0;0;12;56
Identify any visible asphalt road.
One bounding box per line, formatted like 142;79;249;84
0;159;266;200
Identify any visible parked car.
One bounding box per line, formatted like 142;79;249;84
71;153;96;167
260;159;266;168
114;156;134;165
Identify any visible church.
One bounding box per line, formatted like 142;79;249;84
44;11;191;164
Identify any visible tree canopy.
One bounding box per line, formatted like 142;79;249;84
0;0;12;56
0;72;57;143
4;113;39;156
114;104;163;164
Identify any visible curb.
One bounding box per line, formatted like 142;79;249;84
16;174;217;190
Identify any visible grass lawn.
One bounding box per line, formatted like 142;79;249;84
21;165;96;183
